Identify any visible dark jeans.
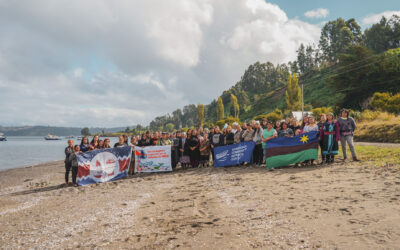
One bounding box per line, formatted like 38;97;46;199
253;144;263;165
65;163;72;183
72;166;78;184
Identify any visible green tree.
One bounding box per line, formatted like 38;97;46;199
216;97;225;120
125;127;130;133
165;123;175;132
330;46;400;109
364;15;400;53
285;74;302;111
319;18;362;63
230;94;239;118
297;44;307;73
197;103;204;127
81;127;90;136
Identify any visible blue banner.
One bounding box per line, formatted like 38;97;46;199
77;146;132;186
213;141;255;167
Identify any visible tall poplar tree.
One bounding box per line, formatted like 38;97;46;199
285;74;302;111
197;103;204;127
230;94;239;119
216;97;225;121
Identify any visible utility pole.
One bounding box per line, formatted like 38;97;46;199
301;84;304;120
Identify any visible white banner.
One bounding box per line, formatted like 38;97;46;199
134;145;172;173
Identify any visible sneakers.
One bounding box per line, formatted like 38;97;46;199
353;157;360;162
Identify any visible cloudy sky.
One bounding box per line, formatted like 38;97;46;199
0;0;399;127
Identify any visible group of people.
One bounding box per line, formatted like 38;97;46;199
64;109;359;186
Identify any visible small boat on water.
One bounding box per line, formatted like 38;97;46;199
65;135;75;139
77;136;82;140
44;134;62;140
0;133;7;141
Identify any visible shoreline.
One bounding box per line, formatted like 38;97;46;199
0;159;64;173
0;146;399;248
1;141;398;172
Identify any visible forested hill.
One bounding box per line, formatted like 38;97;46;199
144;15;400;132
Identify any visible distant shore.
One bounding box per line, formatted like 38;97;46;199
0;144;399;248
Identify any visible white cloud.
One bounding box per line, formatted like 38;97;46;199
73;68;83;78
362;10;400;26
304;8;329;19
0;0;321;127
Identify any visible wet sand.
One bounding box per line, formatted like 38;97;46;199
0;159;399;249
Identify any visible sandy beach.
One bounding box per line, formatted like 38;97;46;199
0;150;399;249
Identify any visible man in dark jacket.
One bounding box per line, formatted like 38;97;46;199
64;139;74;185
172;132;181;170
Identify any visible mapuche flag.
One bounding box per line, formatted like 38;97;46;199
265;131;319;169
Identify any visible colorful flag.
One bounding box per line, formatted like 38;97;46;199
77;146;132;186
265;131;319;169
214;141;255;167
135;145;172;173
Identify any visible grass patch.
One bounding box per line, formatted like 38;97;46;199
337;146;400;166
354;114;400;143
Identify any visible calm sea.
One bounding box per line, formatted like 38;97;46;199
0;136;119;171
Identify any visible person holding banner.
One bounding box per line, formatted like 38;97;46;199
68;145;81;186
234;124;242;144
80;137;90;152
129;136;136;176
158;132;171;145
114;135;127;148
104;138;111;148
225;126;235;145
278;123;294;138
262;121;277;167
242;123;254;142
64;139;74;185
98;140;104;149
302;116;319;165
90;135;100;149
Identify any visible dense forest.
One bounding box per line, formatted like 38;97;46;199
131;15;400;133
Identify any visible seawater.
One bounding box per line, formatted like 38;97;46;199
0;136;119;171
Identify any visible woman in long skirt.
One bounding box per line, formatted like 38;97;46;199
179;132;190;169
319;113;340;164
188;130;200;168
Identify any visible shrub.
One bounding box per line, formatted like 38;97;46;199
370;92;400;114
311;107;333;119
216;116;240;128
359;109;380;121
253;112;283;123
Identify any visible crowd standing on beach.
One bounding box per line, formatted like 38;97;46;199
64;109;359;186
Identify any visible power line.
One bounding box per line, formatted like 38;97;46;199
299;50;397;87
